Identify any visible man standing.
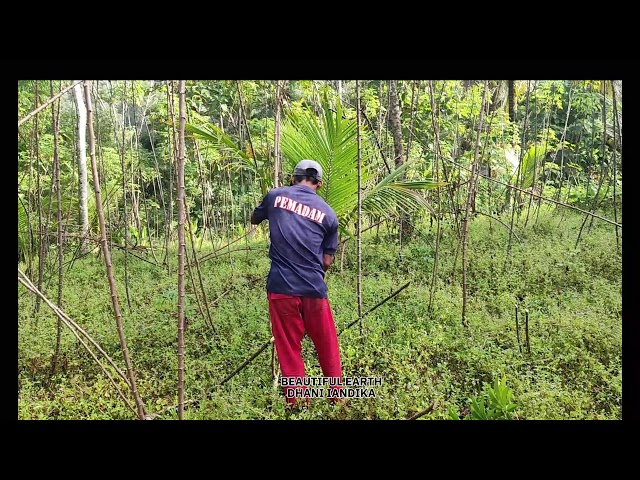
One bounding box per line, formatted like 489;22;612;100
251;159;344;407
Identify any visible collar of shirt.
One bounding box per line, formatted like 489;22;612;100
291;184;317;194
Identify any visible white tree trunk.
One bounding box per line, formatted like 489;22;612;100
613;80;622;145
74;81;89;235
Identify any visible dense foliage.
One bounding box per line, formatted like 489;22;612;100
17;80;622;419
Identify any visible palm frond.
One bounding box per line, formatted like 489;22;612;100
185;122;256;173
281;93;447;235
520;143;548;189
281;92;371;218
362;160;446;219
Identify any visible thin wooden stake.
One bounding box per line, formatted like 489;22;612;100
176;80;187;420
515;304;522;353
84;80;149;420
525;310;531;354
407;402;437;420
356;80;364;342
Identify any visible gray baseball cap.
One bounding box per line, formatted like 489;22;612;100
293;159;323;181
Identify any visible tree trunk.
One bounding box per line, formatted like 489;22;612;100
34;81;45;314
508;80;516;123
612;80;622;146
165;81;176;269
73;81;89;237
50;81;64;380
427;80;443;316
274;80;282;188
504;80;532;269
388;80;412;239
461;80;488;327
388;80;404;168
177;80;187;420
84;80;149;420
406;80;419;158
610;80;621;251
489;80;508;114
118;82;132;311
356;80;364;342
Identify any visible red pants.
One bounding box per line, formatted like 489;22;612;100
268;292;343;404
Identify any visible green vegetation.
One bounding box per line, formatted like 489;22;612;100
17;80;622;420
18;208;621;419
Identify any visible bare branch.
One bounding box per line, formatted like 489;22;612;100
18;81;82;127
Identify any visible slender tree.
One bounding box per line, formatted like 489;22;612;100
145;111;168;255
73;80;89;238
270;81;283;378
461;80;488;327
508;80;516;123
427;80;443;315
185;205;217;335
116;81;132;311
236;80;264;195
578;82;609;243
34;82;45;313
84;80;148;420
388;80;407;241
165;81;176;268
406;80;419;157
388;80;404;167
504;81;532;269
49;81;64;379
25;112;34;278
356;80;364;341
555;82;574;202
176;80;187;420
610;80;620;251
274;80;282;188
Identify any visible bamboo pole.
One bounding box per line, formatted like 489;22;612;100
18;268;135;413
461;81;488;327
49;80;64;379
84;80;149;420
356;79;364;342
176;80;187;420
18;81;82;127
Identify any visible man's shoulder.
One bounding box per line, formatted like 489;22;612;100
263;186;291;199
317;199;338;225
270;185;293;196
316;196;336;214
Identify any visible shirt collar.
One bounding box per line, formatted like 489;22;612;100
292;184;316;194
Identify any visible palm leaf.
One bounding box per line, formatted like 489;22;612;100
363;160;446;218
281;92;371;218
281;93;447;236
520;143;548;189
185;122;256;173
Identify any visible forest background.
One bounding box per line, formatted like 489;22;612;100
17;79;623;420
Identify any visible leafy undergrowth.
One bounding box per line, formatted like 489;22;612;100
17;207;622;420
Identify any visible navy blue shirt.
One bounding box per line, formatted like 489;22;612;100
251;184;339;298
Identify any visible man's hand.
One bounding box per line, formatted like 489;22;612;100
323;254;334;272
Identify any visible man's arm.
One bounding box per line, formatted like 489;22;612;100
321;216;339;272
323;253;334;272
251;191;271;225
